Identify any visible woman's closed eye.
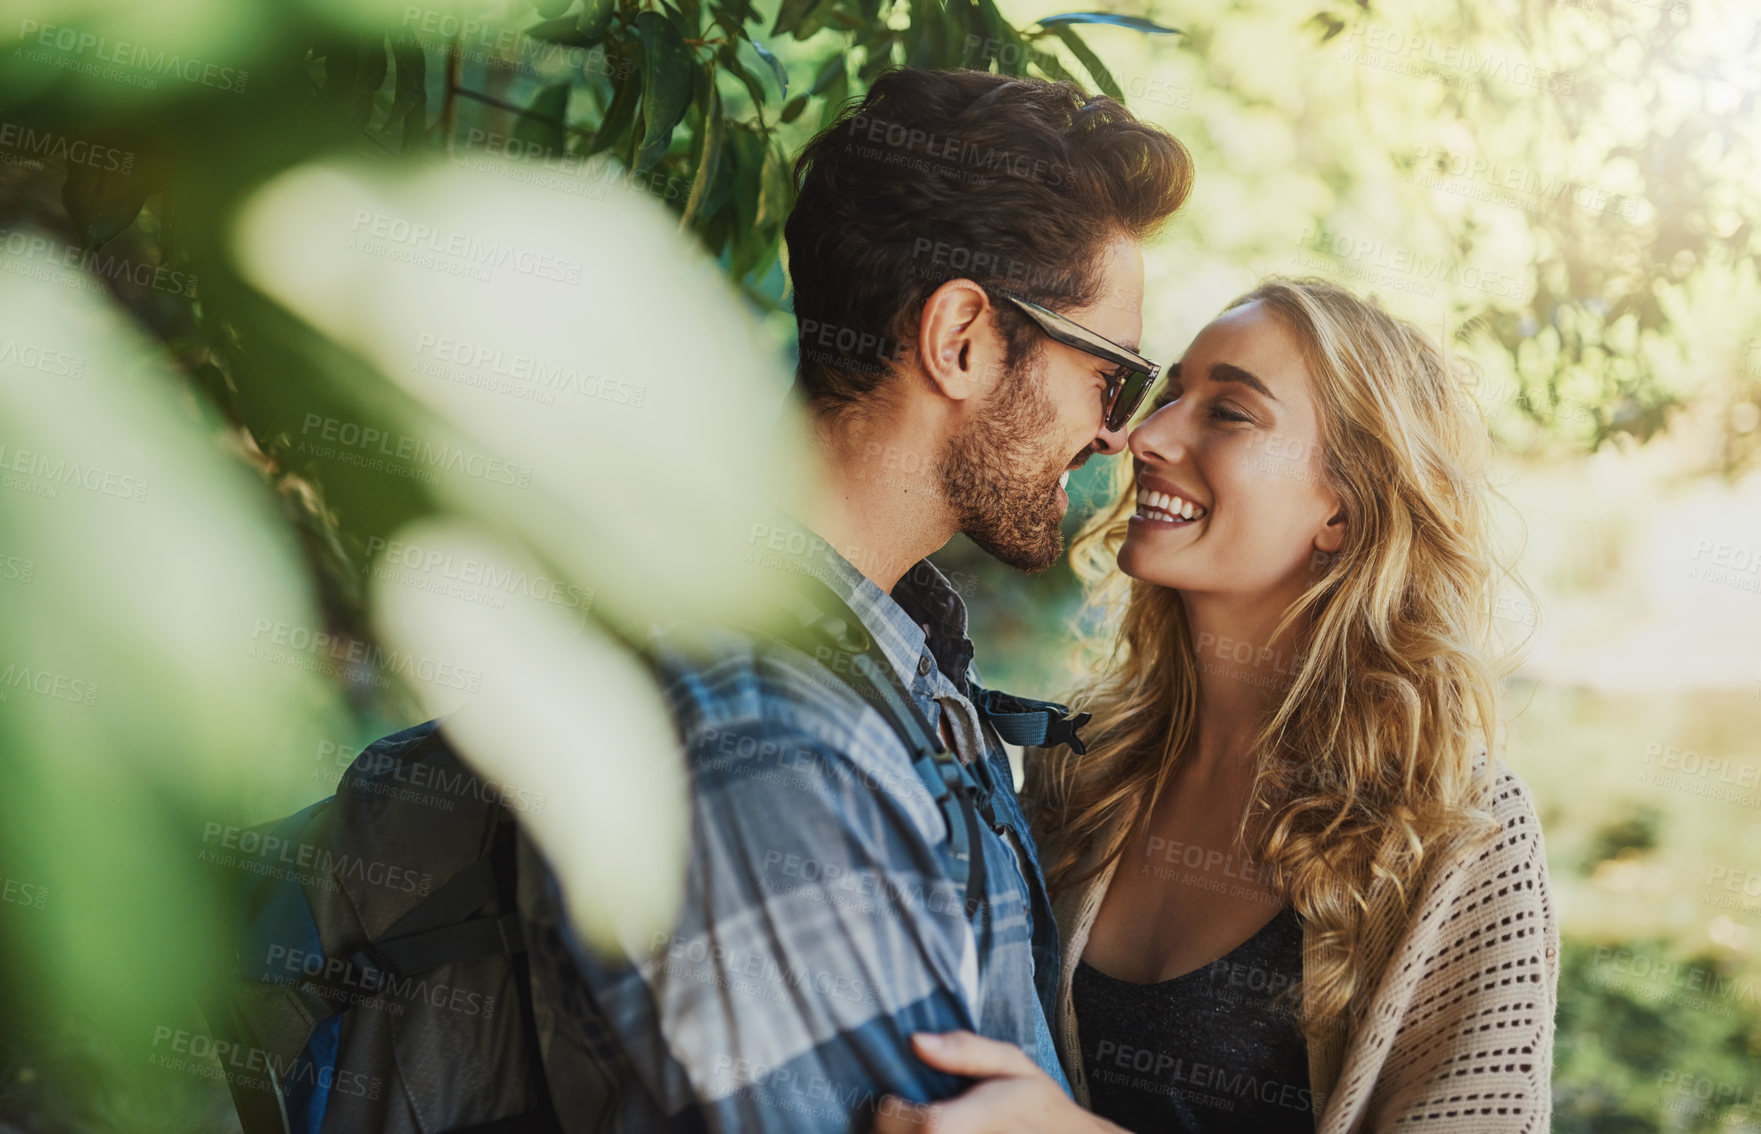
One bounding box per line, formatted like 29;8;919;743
1208;401;1253;424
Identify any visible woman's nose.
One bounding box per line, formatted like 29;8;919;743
1128;405;1183;465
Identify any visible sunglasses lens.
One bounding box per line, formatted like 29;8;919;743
1107;369;1153;430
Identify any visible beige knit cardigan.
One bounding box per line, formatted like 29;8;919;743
1043;765;1560;1132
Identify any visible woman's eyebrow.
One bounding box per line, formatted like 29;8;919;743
1210;361;1278;402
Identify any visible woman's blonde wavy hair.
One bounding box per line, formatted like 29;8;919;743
1032;276;1532;1045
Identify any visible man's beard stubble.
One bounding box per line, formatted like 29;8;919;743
938;357;1075;573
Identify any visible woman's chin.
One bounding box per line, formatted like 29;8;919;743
1116;543;1188;589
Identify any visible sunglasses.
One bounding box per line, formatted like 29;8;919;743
989;289;1163;432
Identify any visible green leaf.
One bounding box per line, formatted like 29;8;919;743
857;41;897;82
389;31;428;146
528;14;597;45
578;0;617;41
635;11;695;172
1020;36;1075;83
515;82;572;154
779;94;807;123
791;0;841;40
814;65;849;128
771;0;820;37
534;0;576;18
974;0;1029;73
709;0;757;26
1036;11;1180;34
588;69;641;157
681;84;725;229
716;44;771;114
62;160;152;253
725;123;763;236
808;53;845;96
754;141;792;229
1046;22;1122;100
1305;13;1347;42
751;40;788;98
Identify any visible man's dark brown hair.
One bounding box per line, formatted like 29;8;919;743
783;67;1194;414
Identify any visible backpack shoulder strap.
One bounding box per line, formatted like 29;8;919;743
967;683;1091;755
745;574;993;947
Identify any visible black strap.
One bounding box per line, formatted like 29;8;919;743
360;912;525;983
311;857;526;995
384;857;502;939
969;684;1091;754
200;984;296;1134
445;1106;565;1134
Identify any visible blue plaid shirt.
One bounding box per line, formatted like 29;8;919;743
529;521;1069;1131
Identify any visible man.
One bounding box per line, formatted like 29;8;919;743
528;67;1192;1130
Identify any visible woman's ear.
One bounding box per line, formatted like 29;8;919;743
1315;504;1347;554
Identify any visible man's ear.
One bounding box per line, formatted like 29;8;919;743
916;279;999;403
1315;502;1348;554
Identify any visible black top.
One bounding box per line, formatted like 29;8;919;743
1073;905;1314;1133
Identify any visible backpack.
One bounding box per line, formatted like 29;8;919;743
204;575;1088;1133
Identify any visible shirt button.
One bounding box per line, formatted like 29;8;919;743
917;655;933;676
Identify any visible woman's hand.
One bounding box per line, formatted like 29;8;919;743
871;1031;1126;1134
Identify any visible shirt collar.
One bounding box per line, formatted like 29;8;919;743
769;513;977;697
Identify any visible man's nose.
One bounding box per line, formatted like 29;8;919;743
1092;418;1128;456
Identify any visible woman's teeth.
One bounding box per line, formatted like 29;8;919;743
1059;471;1070;490
1133;488;1207;522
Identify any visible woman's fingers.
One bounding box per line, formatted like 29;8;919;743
872;1095;935;1134
908;1030;1037;1078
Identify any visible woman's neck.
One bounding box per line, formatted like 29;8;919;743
1179;590;1306;778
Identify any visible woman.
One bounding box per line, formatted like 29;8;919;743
875;277;1559;1132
